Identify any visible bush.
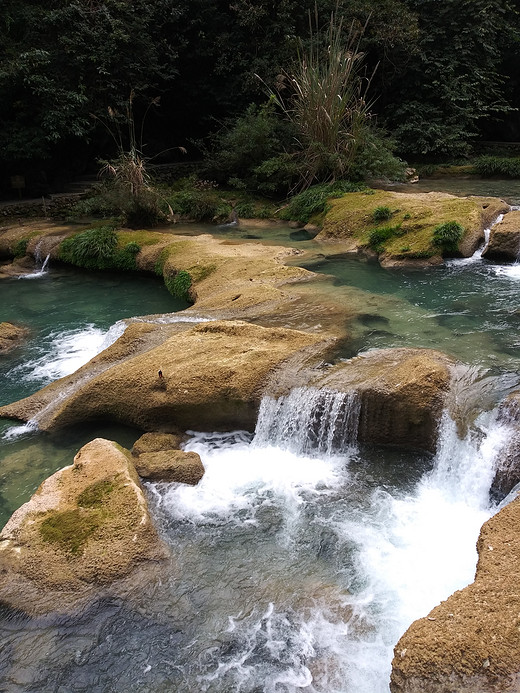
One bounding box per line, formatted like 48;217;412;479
372;206;392;223
278;181;366;224
164;269;192;300
166;188;229;222
58;226;141;271
368;225;403;252
473;156;520;179
12;238;29;258
432;221;464;252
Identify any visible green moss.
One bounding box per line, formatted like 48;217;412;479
164;269;192;300
12;238;29;258
368;225;404;252
188;263;217;282
77;479;115;508
40;508;102;554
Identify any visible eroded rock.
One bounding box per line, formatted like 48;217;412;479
483;209;520;262
390;495;520;693
0;438;168;614
135;450;204;484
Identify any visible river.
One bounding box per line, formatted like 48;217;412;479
0;189;519;692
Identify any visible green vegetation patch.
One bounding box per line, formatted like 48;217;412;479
372;206;393;223
40;508;102;555
188;263;217;282
12;238;29;258
77;479;116;508
278;181;366;225
58;226;142;271
368;225;404;252
474;156;520;179
432;221;464;252
164;269;192;300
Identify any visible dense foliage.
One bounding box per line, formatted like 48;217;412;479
1;0;519;196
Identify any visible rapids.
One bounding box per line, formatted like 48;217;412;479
0;214;520;692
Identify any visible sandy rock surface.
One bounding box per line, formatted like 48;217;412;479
0;438;168;614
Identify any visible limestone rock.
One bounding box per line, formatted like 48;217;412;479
390;495;520;693
0;320;332;434
318;190;508;267
0;438;168;614
490;394;520;499
135;450;204;484
0;321;28;351
132;431;187;456
483;210;520;262
315;347;454;453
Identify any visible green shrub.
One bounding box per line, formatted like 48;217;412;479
166;189;219;221
432;221;464;252
234;201;256;218
12;238;29;258
58;227;141;271
278;181;366;223
368;225;403;252
372;206;392;223
473;156;520;179
164;269;192;300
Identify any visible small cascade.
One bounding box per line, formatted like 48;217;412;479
448;212;505;266
253;386;361;457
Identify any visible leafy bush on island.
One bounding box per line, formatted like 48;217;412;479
432;221;464;253
278;181;366;224
58;226;141;271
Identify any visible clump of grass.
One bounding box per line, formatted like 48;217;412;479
164;269;192;300
368;225;404;252
432;221;464;253
372;206;392;223
58;226;141;271
12;238;29;258
278;181;365;224
473;156;520;179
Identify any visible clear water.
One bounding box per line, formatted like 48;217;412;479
0;266;187;524
299;253;520;370
0;211;519;691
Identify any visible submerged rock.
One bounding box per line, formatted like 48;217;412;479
0;438;168;614
483;209;520;262
390;495;520;693
0;321;28;352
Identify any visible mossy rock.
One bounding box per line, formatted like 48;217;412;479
319;190;508;265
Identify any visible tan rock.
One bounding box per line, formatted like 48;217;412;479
483;209;520;262
0;320;333;433
0;438;168;614
318;190;508;267
131;431;186;456
135;450;204;484
314;347;454;452
0;321;28;352
390;496;520;693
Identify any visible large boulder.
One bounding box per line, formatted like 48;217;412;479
390;495;520;693
135;450;204;484
0;320;333;433
490;393;520;499
0;438;168;614
483;210;520;262
318;190;508;267
313;348;454;453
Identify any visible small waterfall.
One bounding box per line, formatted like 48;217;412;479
448;212;505;266
253;387;360;457
18;239;51;279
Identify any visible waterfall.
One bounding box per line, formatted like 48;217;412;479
253;387;361;457
448;212;505;266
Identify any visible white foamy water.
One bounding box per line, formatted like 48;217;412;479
150;388;511;693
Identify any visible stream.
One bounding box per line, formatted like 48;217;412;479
0;186;519;692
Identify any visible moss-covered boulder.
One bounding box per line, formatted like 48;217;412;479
318;190;508;267
390;495;520;693
0;322;28;352
313;347;454;453
0;438;168;614
0;320;333;433
483;209;520;262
